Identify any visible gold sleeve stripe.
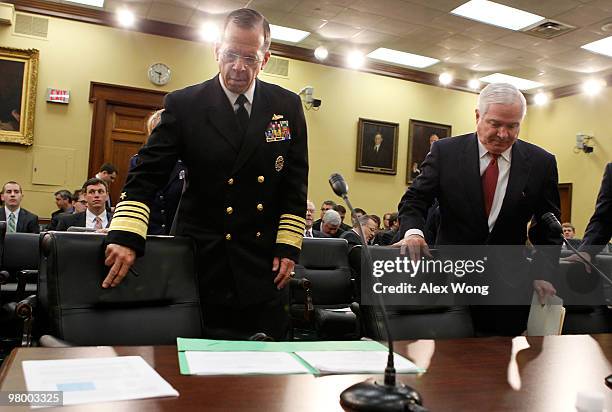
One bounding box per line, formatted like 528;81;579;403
112;212;149;226
109;200;150;239
276;229;303;249
278;223;304;235
279;214;306;225
109;217;149;239
115;201;150;217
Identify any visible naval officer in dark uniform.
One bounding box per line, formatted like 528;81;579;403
103;8;308;340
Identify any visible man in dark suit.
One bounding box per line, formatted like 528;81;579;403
304;200;329;238
94;163;118;211
362;132;392;169
51;189;74;218
574;163;612;262
561;222;582;249
57;178;112;231
0;181;39;233
341;215;378;247
312;200;335;231
395;83;561;336
103;8;308;340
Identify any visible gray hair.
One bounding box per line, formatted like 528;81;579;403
322;209;341;226
477;83;527;119
354;215;374;228
223;8;271;52
146;109;163;136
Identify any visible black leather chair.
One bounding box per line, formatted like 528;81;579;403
1;233;40;302
28;232;203;346
290;238;358;340
349;245;474;340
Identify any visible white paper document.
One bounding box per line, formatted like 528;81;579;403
295;351;421;374
527;292;566;336
22;356;178;406
184;351;311;375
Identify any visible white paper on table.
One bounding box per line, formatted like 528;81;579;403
184;351;311;375
295;351;421;375
527;292;565;336
22;356;178;406
324;307;353;313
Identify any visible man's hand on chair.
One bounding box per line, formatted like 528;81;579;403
103;244;136;288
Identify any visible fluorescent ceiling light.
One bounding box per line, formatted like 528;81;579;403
582;79;606;96
66;0;104;6
581;36;612;58
199;22;220;43
270;24;310;43
347;51;365;69
366;48;439;69
117;9;135;27
468;79;481;89
451;0;544;31
479;73;543;90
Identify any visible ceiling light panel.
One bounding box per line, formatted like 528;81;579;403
366;48;439;69
270;24;310;43
479;73;543;90
451;0;544;31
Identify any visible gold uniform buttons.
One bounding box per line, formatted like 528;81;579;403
226;206;233;215
225;233;232;241
257;203;264;211
257;176;264;183
227;178;234;185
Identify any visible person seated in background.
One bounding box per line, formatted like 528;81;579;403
129;109;186;235
312;200;336;231
0;181;39;233
382;212;392;230
333;204;352;231
304;200;329;238
340;215;378;247
51;189;74;218
321;209;344;238
56;178;112;231
94;163;118;211
561;222;581;249
48;190;85;230
375;212;399;245
368;214;381;245
353;208;367;219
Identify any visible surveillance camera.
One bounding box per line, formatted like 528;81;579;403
312;99;322;108
583;145;594;154
298;86;314;97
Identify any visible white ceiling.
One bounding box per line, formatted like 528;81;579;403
46;0;612;91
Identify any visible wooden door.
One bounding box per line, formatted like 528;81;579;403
558;183;572;224
88;82;166;204
103;104;153;205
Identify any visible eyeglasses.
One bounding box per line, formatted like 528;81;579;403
77;200;87;205
220;50;262;68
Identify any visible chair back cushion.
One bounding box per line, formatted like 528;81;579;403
3;233;40;271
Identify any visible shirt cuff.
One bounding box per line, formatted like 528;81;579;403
404;229;425;239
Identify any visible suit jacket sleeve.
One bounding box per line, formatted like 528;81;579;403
106;94;182;256
580;163;612;256
26;212;40;234
274;93;309;262
398;142;440;237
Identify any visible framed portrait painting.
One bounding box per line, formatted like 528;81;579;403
356;118;399;175
406;119;452;184
0;47;39;145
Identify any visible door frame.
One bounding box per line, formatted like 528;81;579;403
88;82;166;178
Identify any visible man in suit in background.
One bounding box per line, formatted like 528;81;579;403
321;210;345;238
103;8;308;340
0;181;39;234
570;163;612;267
341;215;378;247
51;189;74;218
94;163;118;211
561;222;581;249
312;200;335;231
304;200;329;238
394;83;561;336
57;178;112;231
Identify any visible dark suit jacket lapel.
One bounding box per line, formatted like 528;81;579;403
206;75;242;152
231;79;272;176
461;133;488;230
106;211;113;228
0;209;5;222
17;209;27;232
495;140;531;226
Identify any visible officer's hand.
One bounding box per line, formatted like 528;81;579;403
272;257;295;290
533;280;557;304
103;244;136;288
392;234;432;262
562;252;592;274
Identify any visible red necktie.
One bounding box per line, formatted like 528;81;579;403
94;216;103;230
482;153;499;216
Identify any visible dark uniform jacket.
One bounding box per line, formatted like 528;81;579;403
580;162;612;256
0;208;39;233
107;75;308;306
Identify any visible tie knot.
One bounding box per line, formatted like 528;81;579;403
235;94;247;107
489;153;500;160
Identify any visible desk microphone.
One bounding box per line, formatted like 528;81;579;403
541;212;612;286
329;173;426;412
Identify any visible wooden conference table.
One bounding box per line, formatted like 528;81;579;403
1;334;611;411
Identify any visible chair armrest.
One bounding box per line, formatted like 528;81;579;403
15;294;36;347
290;277;313;321
16;270;38;302
39;335;72;348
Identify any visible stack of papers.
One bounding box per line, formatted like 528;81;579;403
177;338;423;376
22;356;178;407
527;292;566;336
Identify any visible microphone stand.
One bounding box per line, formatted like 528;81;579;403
333;186;426;411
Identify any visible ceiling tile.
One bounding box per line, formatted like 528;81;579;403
402;0;466;13
372;19;427;37
350;0;444;23
103;0;152;17
496;0;581;17
248;0;300;13
437;34;482;52
330;8;385;29
553;27;607;47
196;0;248;15
462;22;513;42
551;4;612;27
290;0;346;20
148;1;195;25
281;13;328;32
316;21;362;39
156;0;199;9
350;30;399;45
429;13;477;33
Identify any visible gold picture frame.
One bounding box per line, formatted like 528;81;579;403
356;118;399;175
0;47;39;145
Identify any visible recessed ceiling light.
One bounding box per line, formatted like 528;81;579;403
117;9;135;27
468;79;481;89
199;22;220;43
314;46;329;61
451;0;544;31
66;0;104;6
533;92;549;106
439;72;453;85
582;79;606;96
366;48;439;69
347;51;365;69
479;73;543;90
270;24;310;43
581;35;612;58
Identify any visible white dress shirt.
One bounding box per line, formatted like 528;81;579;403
86;209;108;229
219;77;256;116
405;136;513;240
4;206;20;229
304;228;313;237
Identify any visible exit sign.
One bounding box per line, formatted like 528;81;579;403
46;88;70;104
